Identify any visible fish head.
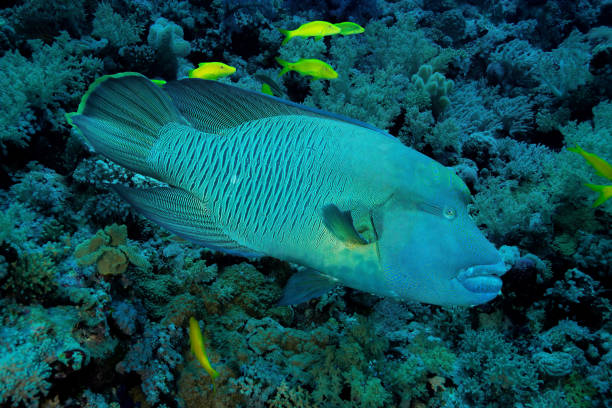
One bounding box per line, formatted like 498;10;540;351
325;68;339;79
220;63;237;74
375;155;506;306
324;22;342;35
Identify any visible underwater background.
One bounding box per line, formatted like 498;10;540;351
0;0;611;407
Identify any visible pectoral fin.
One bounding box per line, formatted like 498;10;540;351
278;269;339;305
321;204;368;246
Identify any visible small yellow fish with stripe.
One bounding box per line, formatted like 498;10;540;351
150;79;166;87
189;62;236;80
189;317;219;387
255;74;283;97
276;58;338;80
278;21;340;45
334;22;365;36
568;144;612;207
261;83;273;95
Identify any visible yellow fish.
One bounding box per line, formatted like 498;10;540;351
334;22;365;35
568;144;612;207
276;58;338;80
255;74;283;97
278;21;340;45
188;317;219;386
261;83;273;96
150;79;166;87
189;62;236;80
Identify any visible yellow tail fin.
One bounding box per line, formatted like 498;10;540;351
278;28;291;45
585;184;612;207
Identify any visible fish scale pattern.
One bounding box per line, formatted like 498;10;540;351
158;115;354;257
149;122;212;192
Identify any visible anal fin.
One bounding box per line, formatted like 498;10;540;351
277;268;339;306
112;185;259;257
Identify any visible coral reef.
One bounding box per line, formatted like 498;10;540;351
74;224;150;276
0;0;610;407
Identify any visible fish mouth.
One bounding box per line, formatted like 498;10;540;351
456;262;507;294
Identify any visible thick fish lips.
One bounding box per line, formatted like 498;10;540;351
456;262;508;295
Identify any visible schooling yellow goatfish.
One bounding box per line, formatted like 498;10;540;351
255;74;283;97
67;73;507;307
568;144;612;207
278;21;340;45
189;62;236;80
151;79;167;87
188;317;219;386
276;58;338;80
334;22;365;35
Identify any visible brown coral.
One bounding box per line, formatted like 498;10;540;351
74;224;149;276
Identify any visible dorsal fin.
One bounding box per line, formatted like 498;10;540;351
162;78;394;138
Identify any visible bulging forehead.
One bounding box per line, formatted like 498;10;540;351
406;157;471;201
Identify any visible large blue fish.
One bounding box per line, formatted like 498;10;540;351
68;73;506;306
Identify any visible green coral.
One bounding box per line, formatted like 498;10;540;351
412;64;454;118
556;100;612;217
147;17;191;78
3;251;57;303
457;329;540;406
389;335;457;403
92;3;142;48
0;204;35;247
8;0;87;37
302;13;443;131
0;304;85;408
269;381;312;408
389;354;429;402
207;262;282;317
563;373;597;408
425;118;462;157
536;30;592;98
0;32;102;151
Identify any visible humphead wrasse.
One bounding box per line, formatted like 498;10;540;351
67;73;507;307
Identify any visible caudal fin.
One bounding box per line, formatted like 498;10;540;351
275;57;291;77
278;28;291;45
585;184;612;207
67;72;187;178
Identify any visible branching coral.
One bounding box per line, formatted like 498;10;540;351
412;64;454;118
457;329;540;406
92;3;143;48
12;163;71;216
0;304;85;408
536;30;593;98
2;250;57;303
0;32;102;152
116;322;183;404
147;17;191;78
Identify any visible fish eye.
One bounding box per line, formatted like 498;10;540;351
443;206;456;220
